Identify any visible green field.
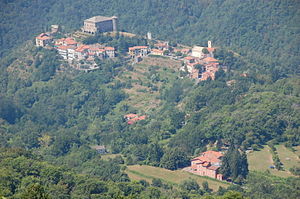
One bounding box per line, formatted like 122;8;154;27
101;153;122;161
248;145;299;177
125;165;229;191
276;145;300;170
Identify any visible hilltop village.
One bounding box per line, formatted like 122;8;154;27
36;15;222;81
34;15;228;181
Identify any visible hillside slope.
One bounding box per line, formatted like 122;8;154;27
1;0;299;75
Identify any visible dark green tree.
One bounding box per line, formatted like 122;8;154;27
20;184;51;199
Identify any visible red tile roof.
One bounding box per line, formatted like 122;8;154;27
207;166;219;171
207;47;215;53
105;47;115;51
124;114;138;119
57;45;71;50
36;36;51;40
36;33;51;40
151;49;164;53
155;43;168;47
126;115;147;124
64;37;77;45
129;46;148;50
192;151;223;164
76;45;90;52
181;48;190;53
203;57;218;63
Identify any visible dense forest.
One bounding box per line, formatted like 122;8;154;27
0;0;300;198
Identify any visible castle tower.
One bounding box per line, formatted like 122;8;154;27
112;16;118;32
208;40;212;48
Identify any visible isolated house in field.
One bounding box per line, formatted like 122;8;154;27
124;114;146;125
82;16;118;34
190;151;224;180
36;33;52;47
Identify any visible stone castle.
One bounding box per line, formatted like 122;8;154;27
82;16;118;34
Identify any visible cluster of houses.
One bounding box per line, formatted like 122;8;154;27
35;15;221;80
35;15;119;70
188;150;224;180
182;41;220;81
127;40;220;81
55;38;115;61
124;114;147;125
36;33;115;68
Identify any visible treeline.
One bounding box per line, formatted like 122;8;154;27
1;148;299;199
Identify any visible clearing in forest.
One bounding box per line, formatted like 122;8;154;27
248;145;298;177
125;165;229;191
276;145;300;171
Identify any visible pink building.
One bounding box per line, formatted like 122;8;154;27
190;151;223;180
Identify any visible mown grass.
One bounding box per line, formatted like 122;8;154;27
125;165;229;191
247;145;298;177
276;145;300;170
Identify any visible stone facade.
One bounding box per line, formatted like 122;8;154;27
82;16;118;34
190;151;224;180
36;33;52;47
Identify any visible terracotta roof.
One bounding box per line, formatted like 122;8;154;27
36;36;51;40
124;114;138;119
64;37;77;45
192;151;223;164
105;47;115;51
155;43;168;47
151;49;163;53
138;115;146;120
205;62;219;67
76;45;90;52
127;115;146;124
129;46;148;50
57;45;71;50
203;57;218;63
36;33;52;40
135;46;148;49
188;62;201;67
207;48;215;53
207;166;220;171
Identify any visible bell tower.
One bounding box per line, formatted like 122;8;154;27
208;40;212;48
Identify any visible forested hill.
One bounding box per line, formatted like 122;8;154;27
0;1;300;198
1;0;300;74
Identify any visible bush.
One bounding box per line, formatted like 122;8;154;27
289;166;300;176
